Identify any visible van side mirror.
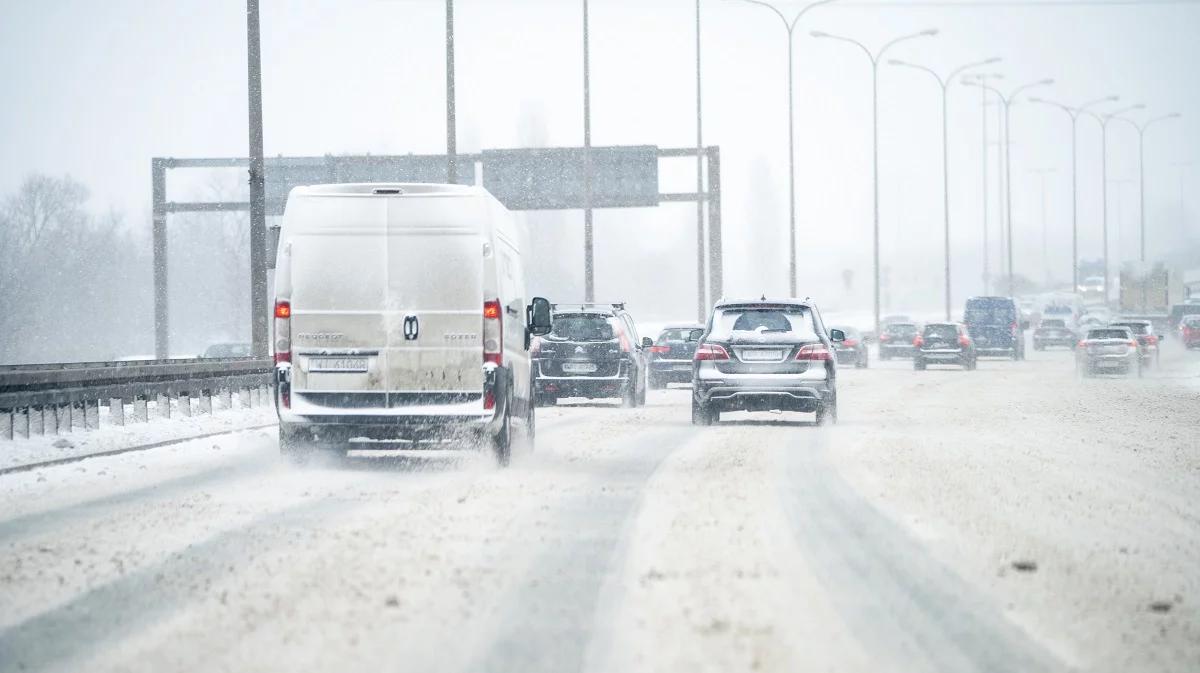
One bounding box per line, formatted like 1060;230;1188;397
641;336;654;348
829;328;846;343
686;328;704;342
526;297;552;348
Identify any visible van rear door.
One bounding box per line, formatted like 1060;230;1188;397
286;192;485;402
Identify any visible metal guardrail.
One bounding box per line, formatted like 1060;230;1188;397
0;358;275;440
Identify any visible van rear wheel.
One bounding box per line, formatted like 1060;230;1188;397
279;425;342;466
492;409;512;467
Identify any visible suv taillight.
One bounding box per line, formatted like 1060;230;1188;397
274;300;291;364
483;299;502;366
958;334;971;347
694;344;729;361
796;344;831;361
913;335;924;347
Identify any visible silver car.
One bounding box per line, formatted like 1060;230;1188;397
1076;326;1141;378
691;298;841;425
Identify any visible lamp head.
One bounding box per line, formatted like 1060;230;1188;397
810;30;828;38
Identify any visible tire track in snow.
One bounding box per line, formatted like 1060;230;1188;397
776;427;1064;673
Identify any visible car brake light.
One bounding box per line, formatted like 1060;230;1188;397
618;331;632;353
649;345;670;354
1078;340;1089;348
694;344;729;361
1128;340;1138;348
483;299;502;365
796;344;831;361
913;335;924;347
273;299;291;364
879;334;891;342
1010;321;1018;335
842;338;859;347
958;335;970;347
1146;335;1158;346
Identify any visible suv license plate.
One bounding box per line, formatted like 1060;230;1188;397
562;362;598;374
742;349;784;362
309;357;368;372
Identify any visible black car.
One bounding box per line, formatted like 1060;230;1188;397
1032;318;1077;350
829;325;868;368
532;303;648;408
913;323;976;370
963;296;1026;359
648;325;703;389
877;322;919;360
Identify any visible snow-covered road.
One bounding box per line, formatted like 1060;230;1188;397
1;346;1198;673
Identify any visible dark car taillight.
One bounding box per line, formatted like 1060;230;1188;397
796;344;831;361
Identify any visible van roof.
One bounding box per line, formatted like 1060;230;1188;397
289;183;482;199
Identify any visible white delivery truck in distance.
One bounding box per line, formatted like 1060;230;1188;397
272;183;552;465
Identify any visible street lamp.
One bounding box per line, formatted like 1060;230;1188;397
971;72;1004;295
1083;103;1145;300
733;0;838;297
1111;112;1181;263
961;77;1055;296
810;28;938;334
1028;94;1119;291
890;56;1002;320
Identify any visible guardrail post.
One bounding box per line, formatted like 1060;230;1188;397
134;396;148;423
57;405;70;434
44;406;58;435
71;403;85;431
110;398;125;426
239;387;251;408
198;391;212;415
157;394;171;420
15;408;30;439
217;389;232;411
29;406;44;436
178;393;192;417
1;410;12;440
84;400;100;430
259;385;270;407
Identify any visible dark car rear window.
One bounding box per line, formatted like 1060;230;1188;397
549;314;615;342
1110;322;1149;335
924;325;958;340
1088;329;1130;340
884;324;917;336
1039;319;1066;328
657;328;698;343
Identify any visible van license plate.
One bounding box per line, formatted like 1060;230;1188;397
310;357;368;372
562;362;598;374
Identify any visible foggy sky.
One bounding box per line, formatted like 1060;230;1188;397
2;0;1197;326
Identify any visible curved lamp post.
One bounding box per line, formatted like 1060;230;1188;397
811;28;938;334
890;56;1001;319
732;0;838;297
1110;113;1182;263
1028;94;1120;290
961;77;1055;296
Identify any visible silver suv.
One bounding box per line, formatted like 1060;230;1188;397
690;298;842;425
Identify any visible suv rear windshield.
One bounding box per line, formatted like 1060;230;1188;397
884;323;918;336
548;313;616;342
709;306;817;341
1039;319;1066;328
923;325;958;340
1088;329;1130;340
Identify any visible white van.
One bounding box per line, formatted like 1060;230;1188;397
272;183;552;465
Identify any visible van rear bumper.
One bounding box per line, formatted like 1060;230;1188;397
277;412;499;443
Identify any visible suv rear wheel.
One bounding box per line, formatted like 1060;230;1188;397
691;396;715;426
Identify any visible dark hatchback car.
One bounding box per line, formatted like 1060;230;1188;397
829;325;868;368
533;304;648;408
963;296;1026;359
913;323;976;370
1033;318;1077;350
877;322;919;360
648;325;703;389
691;298;841;425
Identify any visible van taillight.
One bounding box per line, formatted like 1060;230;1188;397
483;299;502;365
274;300;291;364
912;335;924;347
1010;321;1018;335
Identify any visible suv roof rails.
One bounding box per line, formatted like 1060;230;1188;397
551;302;626;312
